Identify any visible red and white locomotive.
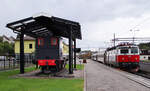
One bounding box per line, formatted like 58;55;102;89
104;43;140;71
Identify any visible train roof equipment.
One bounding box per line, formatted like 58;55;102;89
106;42;137;51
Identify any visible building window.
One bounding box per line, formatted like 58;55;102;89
29;44;32;49
38;38;44;46
51;37;58;45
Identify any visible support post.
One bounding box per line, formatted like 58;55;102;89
69;25;73;74
74;39;76;69
114;33;115;47
20;31;25;74
133;37;135;44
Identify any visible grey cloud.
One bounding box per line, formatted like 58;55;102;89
1;0;150;48
1;0;150;23
47;0;150;22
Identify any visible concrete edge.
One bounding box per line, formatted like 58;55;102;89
84;63;86;91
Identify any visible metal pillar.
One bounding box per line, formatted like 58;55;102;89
20;31;25;74
69;25;73;74
114;33;115;47
133;37;135;44
74;39;76;69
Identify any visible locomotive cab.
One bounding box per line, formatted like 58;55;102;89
36;36;65;72
117;45;140;69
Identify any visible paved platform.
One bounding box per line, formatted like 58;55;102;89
84;59;150;91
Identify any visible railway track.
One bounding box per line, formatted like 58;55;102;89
35;68;68;77
130;70;150;79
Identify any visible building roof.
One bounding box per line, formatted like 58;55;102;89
2;35;10;40
10;36;15;40
15;35;35;41
0;35;15;43
6;15;82;40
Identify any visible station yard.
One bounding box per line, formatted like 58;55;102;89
0;65;84;91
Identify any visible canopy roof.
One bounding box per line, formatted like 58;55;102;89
6;15;82;39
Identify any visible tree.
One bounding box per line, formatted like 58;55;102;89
0;42;4;55
138;42;150;50
0;41;14;55
0;36;3;42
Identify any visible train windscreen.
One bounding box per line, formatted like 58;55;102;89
131;47;138;54
120;47;129;54
119;46;139;54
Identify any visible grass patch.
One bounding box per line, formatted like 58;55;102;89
0;67;83;91
0;67;35;78
65;64;84;70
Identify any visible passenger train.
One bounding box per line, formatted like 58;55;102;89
92;43;140;71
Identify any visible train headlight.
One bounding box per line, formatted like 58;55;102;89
135;58;137;60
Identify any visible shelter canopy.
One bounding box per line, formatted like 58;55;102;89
6;15;82;39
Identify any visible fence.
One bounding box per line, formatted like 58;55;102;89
0;55;34;71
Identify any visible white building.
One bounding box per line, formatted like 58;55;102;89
0;35;15;43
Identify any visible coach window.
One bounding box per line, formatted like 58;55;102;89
51;37;58;45
38;38;44;46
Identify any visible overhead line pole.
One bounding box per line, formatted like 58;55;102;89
114;33;115;47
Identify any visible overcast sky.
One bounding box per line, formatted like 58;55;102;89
1;0;150;50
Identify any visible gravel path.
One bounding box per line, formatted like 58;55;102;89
13;68;83;79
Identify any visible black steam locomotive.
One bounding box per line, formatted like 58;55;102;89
36;35;66;73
